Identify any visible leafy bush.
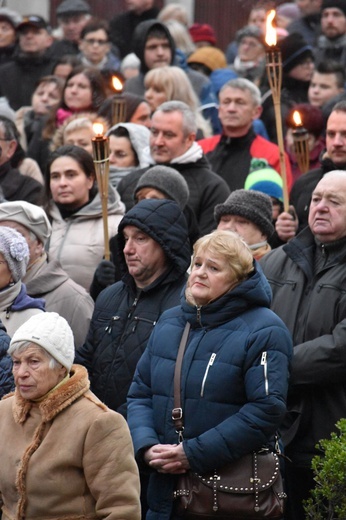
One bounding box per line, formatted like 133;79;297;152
304;419;346;519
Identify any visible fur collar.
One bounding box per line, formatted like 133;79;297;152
9;364;90;424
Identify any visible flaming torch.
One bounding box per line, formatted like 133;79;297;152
111;76;127;126
292;110;310;174
92;123;110;260
265;9;289;211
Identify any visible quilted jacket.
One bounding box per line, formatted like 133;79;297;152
127;263;292;519
75;199;191;416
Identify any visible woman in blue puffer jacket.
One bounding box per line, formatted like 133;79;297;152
127;230;293;520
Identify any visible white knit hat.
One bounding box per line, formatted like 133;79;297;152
9;312;75;371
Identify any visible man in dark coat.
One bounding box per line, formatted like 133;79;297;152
199;78;293;192
276;100;346;241
118;100;230;235
50;0;91;57
0;15;56;110
75;198;191;416
260;170;346;520
0;116;43;205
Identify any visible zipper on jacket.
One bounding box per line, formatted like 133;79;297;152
196;306;202;326
132;316;157;333
200;353;216;397
128;296;139;319
261;351;269;395
105;315;120;334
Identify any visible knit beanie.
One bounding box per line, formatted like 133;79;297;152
134;166;190;210
0;201;52;245
245;158;284;202
9;312;75;371
189;23;217;46
214;189;274;238
187;47;227;72
0;226;29;282
322;0;346;15
280;33;314;73
277;2;301;21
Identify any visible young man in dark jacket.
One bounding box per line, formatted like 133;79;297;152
260;170;346;520
75;198;191;417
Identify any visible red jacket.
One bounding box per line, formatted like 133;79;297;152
199;133;293;191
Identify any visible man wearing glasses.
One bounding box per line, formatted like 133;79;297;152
78;18;120;72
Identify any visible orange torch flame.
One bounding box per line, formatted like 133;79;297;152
265;10;277;47
93;123;104;136
293;110;303;127
112;76;123;93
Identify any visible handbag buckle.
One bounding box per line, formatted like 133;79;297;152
172;407;183;420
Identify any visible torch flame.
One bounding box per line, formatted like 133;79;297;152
93;123;104;136
265;10;277;47
293;110;302;127
112;76;123;92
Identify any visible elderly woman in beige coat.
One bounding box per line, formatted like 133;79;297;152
0;312;141;520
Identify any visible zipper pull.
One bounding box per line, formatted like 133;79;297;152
105;315;120;334
201;353;216;397
260;352;267;365
261;351;269;395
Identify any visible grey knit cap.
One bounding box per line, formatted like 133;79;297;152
9;312;75;371
134;165;190;210
214;189;274;238
0;201;52;246
0;226;29;282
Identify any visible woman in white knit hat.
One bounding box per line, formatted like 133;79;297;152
0;226;44;336
0;312;140;520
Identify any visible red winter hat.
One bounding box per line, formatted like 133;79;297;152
189;23;216;45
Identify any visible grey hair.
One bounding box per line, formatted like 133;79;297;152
10;341;62;370
155;100;197;136
220;78;262;107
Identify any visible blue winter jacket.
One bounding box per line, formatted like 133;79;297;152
127;263;292;520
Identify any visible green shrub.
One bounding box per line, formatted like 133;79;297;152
304;419;346;519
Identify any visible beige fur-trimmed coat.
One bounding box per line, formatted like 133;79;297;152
0;364;141;520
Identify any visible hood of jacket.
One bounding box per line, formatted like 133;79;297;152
107;122;151;168
182;261;272;328
117;198;190;278
50;183;125;221
25;257;72;296
132;19;175;74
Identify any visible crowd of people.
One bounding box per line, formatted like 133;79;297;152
0;0;345;519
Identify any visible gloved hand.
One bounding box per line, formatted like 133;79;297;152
94;260;116;288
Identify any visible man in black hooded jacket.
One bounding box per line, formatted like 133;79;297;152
75;199;191;417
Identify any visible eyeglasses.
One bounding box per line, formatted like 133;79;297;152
83;38;109;46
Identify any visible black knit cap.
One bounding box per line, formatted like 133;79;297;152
279;33;314;73
214;189;274;238
322;0;346;15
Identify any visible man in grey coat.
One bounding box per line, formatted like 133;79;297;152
260;170;346;520
0;201;94;349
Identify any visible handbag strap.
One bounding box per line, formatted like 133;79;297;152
172;321;191;442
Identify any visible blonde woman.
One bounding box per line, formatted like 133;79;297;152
144;65;212;138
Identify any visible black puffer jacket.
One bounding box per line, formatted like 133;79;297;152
75;199;191;416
